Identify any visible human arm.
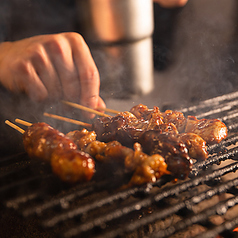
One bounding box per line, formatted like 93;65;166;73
0;32;105;119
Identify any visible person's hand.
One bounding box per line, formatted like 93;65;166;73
0;32;105;118
153;0;188;8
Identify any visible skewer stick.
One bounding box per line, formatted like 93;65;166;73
62;100;110;117
15;118;32;127
96;107;120;114
44;112;92;128
5;120;25;134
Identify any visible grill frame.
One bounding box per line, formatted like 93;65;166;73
2;91;238;238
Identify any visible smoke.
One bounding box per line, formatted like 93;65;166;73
150;0;238;108
104;0;238;112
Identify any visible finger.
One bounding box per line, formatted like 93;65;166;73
13;59;48;101
30;43;62;99
96;96;106;111
65;33;101;109
43;34;80;102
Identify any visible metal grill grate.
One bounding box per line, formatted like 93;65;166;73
2;91;238;238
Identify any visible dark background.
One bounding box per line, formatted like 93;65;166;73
106;0;238;110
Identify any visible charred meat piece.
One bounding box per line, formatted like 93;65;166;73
161;110;187;133
130;104;164;124
125;143;169;186
93;112;149;147
148;122;179;135
92;116;112;141
67;128;169;186
139;130;192;179
92;110;166;147
85;140;122;162
51;149;95;183
23;123;76;162
88;140;169;186
66;128;125;162
23;123;95;183
146;107;164;128
129;104;155;119
66;129;97;151
92;112;135;143
177;133;208;161
185;116;228;144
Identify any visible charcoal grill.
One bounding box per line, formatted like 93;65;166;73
2;91;238;238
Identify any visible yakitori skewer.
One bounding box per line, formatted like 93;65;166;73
43;113;92;128
6;119;95;183
96;107;120;114
15;118;32;127
5;120;25;134
62;100;110;117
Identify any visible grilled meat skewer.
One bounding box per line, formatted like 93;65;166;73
67;129;191;184
138;131;193;179
23;122;95;183
185;116;228;144
92;104;227;148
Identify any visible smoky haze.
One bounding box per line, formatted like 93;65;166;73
105;0;238;111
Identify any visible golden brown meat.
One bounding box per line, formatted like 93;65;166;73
51;149;95;183
23;123;95;183
177;133;208;161
161;110;187;133
185;116;228;145
148;122;179;135
66;128;169;186
23;123;77;162
86;139;169;185
66;129;97;151
85;140;127;163
139;130;192;179
125;143;169;186
129;104;155;119
92;111;149;146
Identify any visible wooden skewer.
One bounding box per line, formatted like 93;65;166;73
15;118;32;127
5;120;25;134
44;112;92;128
62;100;110;117
96;107;120;114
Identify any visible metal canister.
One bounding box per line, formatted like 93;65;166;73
76;0;154;98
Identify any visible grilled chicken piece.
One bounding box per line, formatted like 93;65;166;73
148;122;179;135
86;140;169;186
86;140;129;163
161;110;187;133
125;143;169;186
67;128;169;186
129;104;155;119
93;111;138;144
92;112;149;147
177;133;208;161
185;116;228;145
51;149;95;183
66;129;97;150
139;130;192;179
23;123;95;183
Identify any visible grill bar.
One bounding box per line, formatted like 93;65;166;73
193;215;238;238
50;160;238;238
153;195;238;238
92;178;238;238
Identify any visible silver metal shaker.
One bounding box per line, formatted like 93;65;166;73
76;0;154;98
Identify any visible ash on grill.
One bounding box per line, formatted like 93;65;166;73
2;91;238;238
